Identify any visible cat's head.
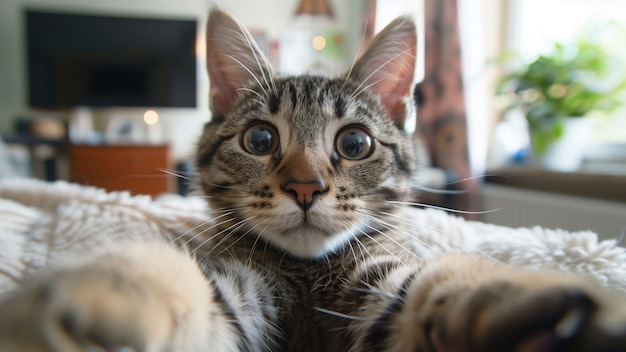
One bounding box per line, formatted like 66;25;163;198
196;8;418;258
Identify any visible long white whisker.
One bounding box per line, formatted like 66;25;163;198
341;18;370;92
157;168;192;181
170;204;252;245
212;216;266;259
237;87;263;99
359;208;442;255
447;174;509;185
224;54;269;96
234;22;275;94
197;215;259;259
413;185;468;195
357;215;419;260
176;212;239;248
189;213;254;256
362;208;500;262
246;224;268;266
384;200;501;215
349;48;414;100
208;183;254;194
350;284;398;300
314;307;366;321
357;230;405;266
350;77;386;101
190;194;254;200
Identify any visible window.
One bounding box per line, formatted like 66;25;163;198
514;0;626;146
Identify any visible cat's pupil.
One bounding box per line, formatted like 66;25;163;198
343;133;364;156
250;128;273;153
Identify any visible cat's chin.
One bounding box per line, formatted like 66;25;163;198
264;224;356;259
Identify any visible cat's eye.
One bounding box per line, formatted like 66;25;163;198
335;126;374;160
242;123;279;155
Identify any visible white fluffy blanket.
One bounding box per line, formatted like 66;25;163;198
1;178;625;296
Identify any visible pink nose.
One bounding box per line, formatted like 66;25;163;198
283;181;327;211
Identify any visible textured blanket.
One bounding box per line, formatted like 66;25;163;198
1;178;626;296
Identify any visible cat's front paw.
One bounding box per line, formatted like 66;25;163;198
0;268;175;352
396;257;626;352
0;243;213;352
435;283;626;352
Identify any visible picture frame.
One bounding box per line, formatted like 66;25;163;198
105;115;145;144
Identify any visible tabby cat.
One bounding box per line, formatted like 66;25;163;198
1;8;626;352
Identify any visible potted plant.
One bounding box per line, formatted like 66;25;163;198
496;39;626;171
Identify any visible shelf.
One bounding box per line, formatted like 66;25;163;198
485;167;626;203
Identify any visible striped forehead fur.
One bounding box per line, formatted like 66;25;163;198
229;76;396;134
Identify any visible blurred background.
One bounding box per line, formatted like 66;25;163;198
0;0;624;240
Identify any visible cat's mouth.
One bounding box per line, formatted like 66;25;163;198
285;216;324;233
274;223;345;258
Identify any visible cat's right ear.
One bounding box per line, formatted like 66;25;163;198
206;8;275;118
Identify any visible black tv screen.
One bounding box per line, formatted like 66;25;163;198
26;10;197;109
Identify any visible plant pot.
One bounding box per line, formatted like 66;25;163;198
533;118;592;172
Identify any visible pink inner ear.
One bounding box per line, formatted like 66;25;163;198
377;72;414;126
206;47;243;117
349;16;417;127
205;8;274;117
205;34;243;116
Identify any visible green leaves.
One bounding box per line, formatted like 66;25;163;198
496;38;626;155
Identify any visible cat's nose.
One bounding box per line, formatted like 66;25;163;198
282;179;328;211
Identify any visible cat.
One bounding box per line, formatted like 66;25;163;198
1;7;626;352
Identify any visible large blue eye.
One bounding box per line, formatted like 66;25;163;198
242;123;279;155
336;127;374;160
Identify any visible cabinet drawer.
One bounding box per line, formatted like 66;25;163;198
70;144;171;196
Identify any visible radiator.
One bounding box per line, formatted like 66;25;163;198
481;184;626;242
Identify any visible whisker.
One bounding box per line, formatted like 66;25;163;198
170;217;214;245
356;229;405;266
359;208;445;256
237;87;263;99
179;206;254;251
357;213;420;260
345;232;360;269
224;54;269;97
170;205;251;244
413;185;468;195
361;207;501;262
314;307;366;321
208;183;254;194
350;77;385;101
195;214;258;259
233;20;275;94
246;227;267;266
210;217;265;259
349;48;415;101
176;211;239;249
383;200;501;215
188;194;252;200
157;168;193;181
350;285;398;300
341;18;370;92
446;173;509;186
358;185;466;198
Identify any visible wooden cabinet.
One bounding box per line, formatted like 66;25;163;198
70;144;171;197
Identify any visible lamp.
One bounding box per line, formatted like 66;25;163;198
295;0;334;18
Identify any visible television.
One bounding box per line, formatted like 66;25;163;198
25;10;197;109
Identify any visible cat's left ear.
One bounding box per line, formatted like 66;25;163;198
206;8;275;119
348;17;417;127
